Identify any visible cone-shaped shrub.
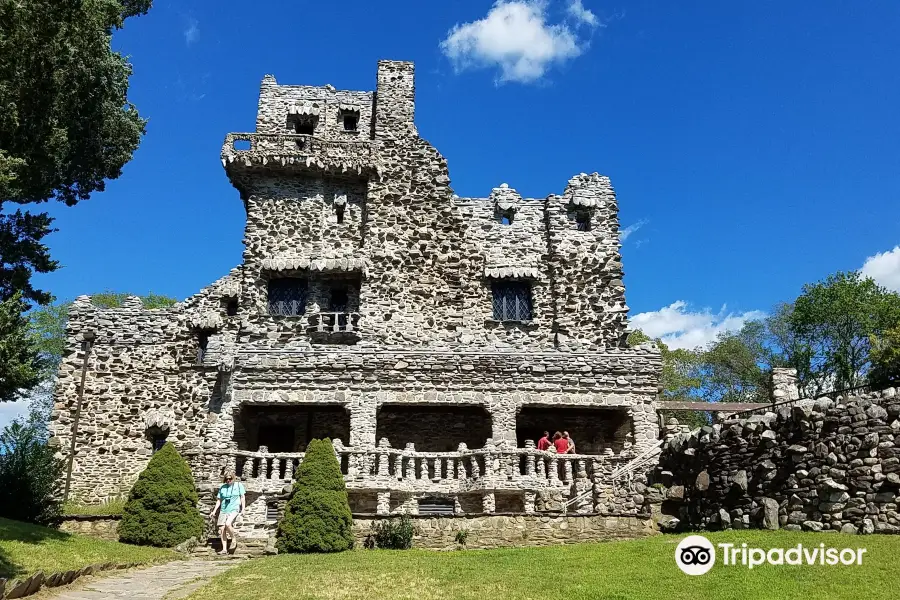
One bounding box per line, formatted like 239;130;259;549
276;438;353;553
118;442;204;547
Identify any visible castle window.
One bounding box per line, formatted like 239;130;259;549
268;278;308;316
151;432;168;453
224;297;238;317
575;212;591;231
196;332;210;364
342;114;358;131
498;209;514;225
492;282;533;322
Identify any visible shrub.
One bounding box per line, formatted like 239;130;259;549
0;414;64;525
454;529;469;547
118;442;204;547
370;513;416;550
276;438;353;553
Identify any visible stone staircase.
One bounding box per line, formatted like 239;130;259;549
191;535;276;559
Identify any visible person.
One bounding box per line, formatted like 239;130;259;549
211;471;245;555
552;431;568;454
537;431;551;451
563;431;576;454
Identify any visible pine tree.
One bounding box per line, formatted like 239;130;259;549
118;442;204;547
276;438;353;553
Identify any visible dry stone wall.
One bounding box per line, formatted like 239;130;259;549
656;388;900;535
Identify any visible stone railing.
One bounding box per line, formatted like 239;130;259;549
193;441;633;498
220;133;379;174
307;311;360;336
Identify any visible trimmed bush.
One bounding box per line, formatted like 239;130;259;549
276;438;353;553
118;442;204;547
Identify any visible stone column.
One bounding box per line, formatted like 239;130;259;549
349;399;376;447
376;492;390;516
771;368;800;403
488;397;517;446
630;403;660;452
482;492;495;514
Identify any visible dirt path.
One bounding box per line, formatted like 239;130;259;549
46;559;239;600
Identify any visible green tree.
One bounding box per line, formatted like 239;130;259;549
0;293;42;402
627;330;706;428
0;409;64;525
277;439;353;553
789;271;900;392
118;442;204;547
698;322;771;404
870;325;900;388
0;0;152;402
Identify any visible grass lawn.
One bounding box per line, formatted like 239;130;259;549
184;530;898;600
0;517;176;579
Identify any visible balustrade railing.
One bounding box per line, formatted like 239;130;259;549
307;311;360;335
194;443;631;492
221;133;377;162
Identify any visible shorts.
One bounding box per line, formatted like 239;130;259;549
217;511;242;528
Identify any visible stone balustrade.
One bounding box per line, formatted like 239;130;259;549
220;132;380;177
190;440;634;503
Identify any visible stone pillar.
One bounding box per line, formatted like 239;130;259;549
349;400;376;447
482;492;495;514
375;61;416;139
376;492;390;516
524;492;536;514
489;399;517;446
771;368;800;403
630;403;660;452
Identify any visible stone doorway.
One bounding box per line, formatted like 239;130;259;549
235;404;350;452
375;405;492;451
516;406;631;455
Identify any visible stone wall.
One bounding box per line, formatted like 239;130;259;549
58;516;121;542
352;514;655;550
656;387;900;535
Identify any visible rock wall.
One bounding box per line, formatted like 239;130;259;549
656;387;900;534
352;514;655;550
58;516;121;542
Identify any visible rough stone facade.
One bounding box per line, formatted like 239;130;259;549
656;387;900;535
49;60;661;543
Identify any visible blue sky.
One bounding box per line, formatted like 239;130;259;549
30;0;900;349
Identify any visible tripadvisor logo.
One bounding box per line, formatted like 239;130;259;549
675;535;867;576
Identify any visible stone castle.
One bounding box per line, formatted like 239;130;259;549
49;60;664;545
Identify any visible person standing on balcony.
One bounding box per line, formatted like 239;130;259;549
211;471;245;555
552;431;568;454
563;431;576;454
537;431;551;451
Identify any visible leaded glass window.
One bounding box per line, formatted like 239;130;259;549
268;278;308;316
492;282;533;322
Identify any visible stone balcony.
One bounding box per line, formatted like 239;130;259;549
189;440;638;516
221;133;381;185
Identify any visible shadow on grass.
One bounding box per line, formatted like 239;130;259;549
0;517;72;579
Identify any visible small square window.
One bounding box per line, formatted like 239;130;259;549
343;114;358;131
224;298;238;317
268;278;308;316
492;281;533;322
498;210;514;225
575;212;591;231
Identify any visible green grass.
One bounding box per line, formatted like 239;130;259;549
0;517;176;579
184;531;899;600
62;498;126;517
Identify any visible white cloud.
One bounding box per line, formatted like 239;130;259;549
184;18;199;45
440;1;596;83
620;219;647;242
861;245;900;293
567;0;598;27
630;301;767;350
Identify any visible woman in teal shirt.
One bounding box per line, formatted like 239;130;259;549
211;471;245;555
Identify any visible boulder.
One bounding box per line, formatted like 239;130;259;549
696;471;710;492
762;497;780;530
802;521;824;532
840;523;858;535
731;470;748;493
861;519;876;534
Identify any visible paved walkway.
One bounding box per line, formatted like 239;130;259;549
48;559;240;600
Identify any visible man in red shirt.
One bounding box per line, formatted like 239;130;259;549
552;431;569;454
537;431;551;451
